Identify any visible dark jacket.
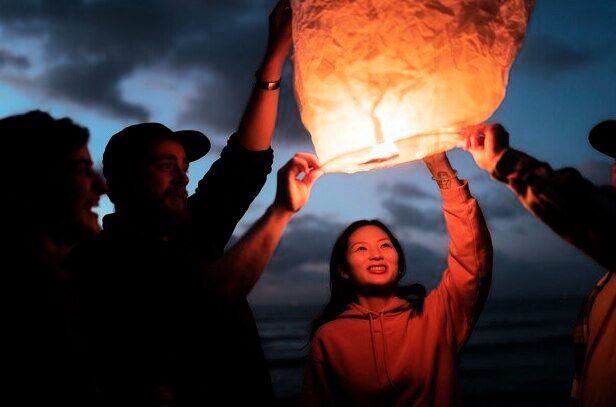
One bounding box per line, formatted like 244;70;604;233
69;134;275;406
5;240;103;406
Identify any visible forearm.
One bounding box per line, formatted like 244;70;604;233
442;183;493;302
424;154;492;314
493;148;616;269
423;152;463;190
203;204;295;299
436;183;493;347
235;47;287;151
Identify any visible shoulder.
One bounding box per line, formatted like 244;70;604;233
312;318;345;341
312;314;366;344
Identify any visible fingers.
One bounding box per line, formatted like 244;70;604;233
463;123;508;151
293;152;321;171
482;123;510;153
462;125;483;151
266;0;293;61
278;152;320;179
274;152;322;213
271;0;292;24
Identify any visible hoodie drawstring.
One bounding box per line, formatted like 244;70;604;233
368;312;394;389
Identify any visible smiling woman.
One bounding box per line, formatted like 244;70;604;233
300;152;493;406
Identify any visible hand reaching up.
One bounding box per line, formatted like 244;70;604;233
274;152;323;213
463;123;510;173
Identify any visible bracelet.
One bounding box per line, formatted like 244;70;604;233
255;70;281;91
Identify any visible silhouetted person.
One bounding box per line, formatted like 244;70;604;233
463;120;615;407
301;152;493;406
68;1;323;405
2;109;107;406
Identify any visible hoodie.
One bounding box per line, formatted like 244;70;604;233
301;181;492;406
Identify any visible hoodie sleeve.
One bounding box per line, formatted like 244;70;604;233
429;180;493;350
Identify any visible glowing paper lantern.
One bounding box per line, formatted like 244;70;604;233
291;0;535;173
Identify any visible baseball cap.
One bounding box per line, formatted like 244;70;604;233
588;119;615;158
103;122;210;180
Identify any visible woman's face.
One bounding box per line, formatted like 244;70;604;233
342;225;399;290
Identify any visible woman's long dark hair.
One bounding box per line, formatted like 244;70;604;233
308;219;426;342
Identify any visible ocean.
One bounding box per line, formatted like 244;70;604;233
253;296;583;406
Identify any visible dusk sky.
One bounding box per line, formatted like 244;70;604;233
1;0;614;306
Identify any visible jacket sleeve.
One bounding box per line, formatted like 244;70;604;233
187;133;273;259
492;148;616;270
429;181;493;350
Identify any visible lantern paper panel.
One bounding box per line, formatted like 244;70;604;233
291;0;535;173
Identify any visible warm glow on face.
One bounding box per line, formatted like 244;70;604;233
344;225;399;289
291;0;535;173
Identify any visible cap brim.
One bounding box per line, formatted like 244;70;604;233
174;130;211;162
588;120;616;158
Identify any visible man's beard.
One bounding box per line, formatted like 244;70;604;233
145;192;192;235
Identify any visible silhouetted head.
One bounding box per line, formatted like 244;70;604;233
588;119;615;158
588;119;616;186
103;122;210;194
329;219;407;302
0;109;106;241
102;122;210;234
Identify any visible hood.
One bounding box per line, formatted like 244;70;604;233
339;297;412;319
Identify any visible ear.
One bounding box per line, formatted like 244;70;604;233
338;266;350;280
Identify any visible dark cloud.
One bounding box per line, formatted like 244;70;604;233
0;0;289;137
266;214;342;277
0;48;29;69
489;248;604;299
378;181;437;201
250;212;449;305
257;211;448;280
517;33;596;77
376;176;447;232
250;210;606;306
381;198;447;233
471;182;529;222
43;61;149;120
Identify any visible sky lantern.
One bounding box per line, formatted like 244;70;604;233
291;0;535;173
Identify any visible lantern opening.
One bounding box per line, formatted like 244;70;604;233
362;142;399;165
320;129;463;173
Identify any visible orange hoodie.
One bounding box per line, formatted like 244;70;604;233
301;181;493;406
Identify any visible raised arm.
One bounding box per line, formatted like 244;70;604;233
423;151;464;189
204;152;323;299
236;0;293;151
464;122;616;270
423;152;493;348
